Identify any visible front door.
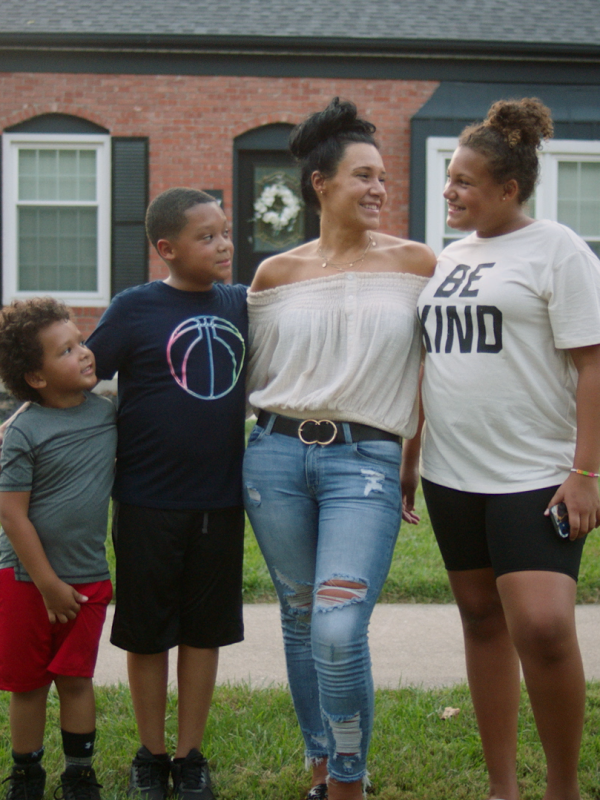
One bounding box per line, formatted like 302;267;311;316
235;149;319;286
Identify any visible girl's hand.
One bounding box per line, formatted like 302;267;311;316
546;473;600;540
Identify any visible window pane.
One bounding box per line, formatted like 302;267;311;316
558;161;600;239
580;162;600;197
586;241;600;259
18;149;97;201
558;162;578;196
18;207;97;291
38;150;58;177
557;198;579;230
79;150;96;175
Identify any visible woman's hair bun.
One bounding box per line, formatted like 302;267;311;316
289;97;376;160
485;97;554;149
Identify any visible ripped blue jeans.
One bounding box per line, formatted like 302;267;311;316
243;419;402;783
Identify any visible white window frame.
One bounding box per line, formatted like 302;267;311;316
425;136;460;255
2;132;111;306
426;136;600;255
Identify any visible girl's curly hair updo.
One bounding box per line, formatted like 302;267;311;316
459;97;554;203
289;97;378;211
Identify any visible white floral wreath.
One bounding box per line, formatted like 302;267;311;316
253;182;302;234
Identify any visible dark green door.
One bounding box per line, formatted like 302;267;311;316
235;149;319;286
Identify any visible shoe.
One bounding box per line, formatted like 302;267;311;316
171;750;214;800
55;765;102;800
128;747;171;800
2;763;46;800
306;785;328;800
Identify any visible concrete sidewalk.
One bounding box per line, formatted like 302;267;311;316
95;603;600;689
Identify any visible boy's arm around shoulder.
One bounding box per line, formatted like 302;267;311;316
86;290;133;380
0;491;89;623
0;403;30;450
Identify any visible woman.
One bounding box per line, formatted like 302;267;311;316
243;98;435;800
418;97;600;800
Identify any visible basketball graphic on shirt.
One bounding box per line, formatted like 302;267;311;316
166;316;245;400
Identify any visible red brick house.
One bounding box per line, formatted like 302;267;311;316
1;0;599;333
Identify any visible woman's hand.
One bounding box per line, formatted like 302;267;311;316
546;473;600;540
400;454;420;525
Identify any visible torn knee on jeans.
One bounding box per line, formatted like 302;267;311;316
316;578;368;610
274;569;313;611
326;711;362;760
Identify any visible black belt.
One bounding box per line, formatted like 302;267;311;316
257;411;400;446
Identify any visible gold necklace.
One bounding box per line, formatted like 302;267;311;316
317;233;375;272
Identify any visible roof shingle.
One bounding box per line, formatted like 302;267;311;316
1;0;599;46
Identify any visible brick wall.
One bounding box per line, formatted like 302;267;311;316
0;72;438;334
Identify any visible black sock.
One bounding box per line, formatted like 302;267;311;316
139;746;170;761
61;729;95;768
13;747;44;765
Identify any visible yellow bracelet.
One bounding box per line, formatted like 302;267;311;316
571;468;600;478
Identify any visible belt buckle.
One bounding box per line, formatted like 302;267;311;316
298;419;338;446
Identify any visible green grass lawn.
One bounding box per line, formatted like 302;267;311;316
84;470;600;798
2;682;600;799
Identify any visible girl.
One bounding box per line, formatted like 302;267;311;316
418;97;600;800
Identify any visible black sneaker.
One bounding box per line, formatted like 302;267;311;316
55;765;102;800
128;747;171;800
306;785;328;800
2;762;46;800
171;750;214;800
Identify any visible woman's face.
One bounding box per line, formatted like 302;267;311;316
444;146;513;237
318;142;387;228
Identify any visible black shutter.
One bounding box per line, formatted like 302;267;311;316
111;137;149;296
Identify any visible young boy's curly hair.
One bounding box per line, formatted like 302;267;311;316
0;298;71;402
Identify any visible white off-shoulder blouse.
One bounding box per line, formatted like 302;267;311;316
247;271;429;438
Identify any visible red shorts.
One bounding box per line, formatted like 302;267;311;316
0;568;112;693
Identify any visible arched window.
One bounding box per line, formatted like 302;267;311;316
2;113;148;305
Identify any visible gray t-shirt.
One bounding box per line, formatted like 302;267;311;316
0;391;117;583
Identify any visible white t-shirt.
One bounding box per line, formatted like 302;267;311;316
418;219;600;493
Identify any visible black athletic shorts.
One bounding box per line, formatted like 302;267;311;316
421;478;585;580
110;502;244;653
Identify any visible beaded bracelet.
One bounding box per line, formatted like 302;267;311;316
571;468;600;478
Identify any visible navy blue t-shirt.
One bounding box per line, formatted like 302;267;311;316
87;281;248;510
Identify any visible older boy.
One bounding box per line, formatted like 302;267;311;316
0;298;116;800
86;188;247;800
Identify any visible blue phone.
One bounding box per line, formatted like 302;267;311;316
549;502;570;539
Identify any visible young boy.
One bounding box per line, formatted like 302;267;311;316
86;188;247;800
0;298;117;800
